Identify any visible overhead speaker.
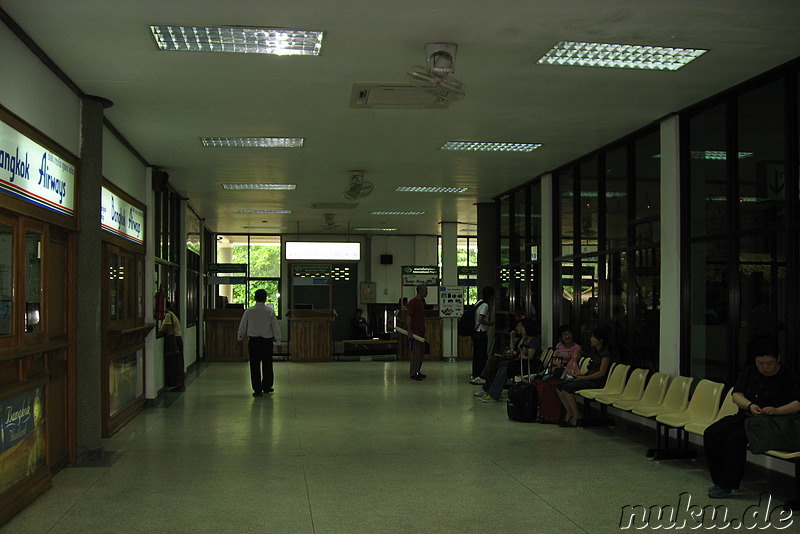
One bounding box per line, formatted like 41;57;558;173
152;169;169;191
380;254;393;265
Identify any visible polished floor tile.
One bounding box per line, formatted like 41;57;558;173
3;361;796;533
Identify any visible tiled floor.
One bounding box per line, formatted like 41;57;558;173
4;361;797;533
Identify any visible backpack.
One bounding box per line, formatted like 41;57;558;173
457;299;484;337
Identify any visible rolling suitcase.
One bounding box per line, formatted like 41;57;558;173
506;359;538;422
534;377;562;424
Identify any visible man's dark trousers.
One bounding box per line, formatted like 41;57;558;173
248;336;274;392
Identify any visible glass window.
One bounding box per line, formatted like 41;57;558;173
529;180;542;261
558;169;575;255
215;235;282;315
25;230;42;334
513;188;527;264
739;233;785;368
579;157;599;248
737;79;786;232
0;223;13;336
634;130;661;220
499;196;510;265
689;103;728;237
605;145;628;250
689;239;728;381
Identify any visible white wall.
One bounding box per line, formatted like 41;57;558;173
0;23;80;154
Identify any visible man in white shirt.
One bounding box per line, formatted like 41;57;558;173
470;286;495;384
237;289;283;397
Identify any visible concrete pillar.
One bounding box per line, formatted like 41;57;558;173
440;221;458;360
476;202;498;355
540;173;555;348
75;95;111;460
660;115;681;376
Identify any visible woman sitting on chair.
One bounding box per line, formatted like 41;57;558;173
479;318;540;403
555;329;611;426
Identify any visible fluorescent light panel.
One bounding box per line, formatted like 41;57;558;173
150;25;323;55
352;227;398;231
442;141;541;152
235;209;291;214
395;186;468;193
201;137;303;148
243;226;288;229
223;183;296;190
370;210;425;216
538;41;707;71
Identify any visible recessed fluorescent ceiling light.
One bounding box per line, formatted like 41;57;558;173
395;186;468;193
690;151;754;160
201;137;303;148
537;41;707;71
352;227;398;231
223;183;296;190
370;210;425;216
441;141;541;152
150;25;323;55
235;209;291;214
243;226;289;229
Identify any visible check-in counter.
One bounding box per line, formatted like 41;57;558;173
290;309;333;361
204;309;248;361
396;310;442;360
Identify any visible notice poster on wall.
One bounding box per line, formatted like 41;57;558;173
0;387;46;493
0;119;75;217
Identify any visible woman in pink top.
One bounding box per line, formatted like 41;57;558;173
554;325;581;370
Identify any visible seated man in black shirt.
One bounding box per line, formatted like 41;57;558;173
349;308;368;339
703;339;800;498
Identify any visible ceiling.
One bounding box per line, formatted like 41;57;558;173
3;1;799;236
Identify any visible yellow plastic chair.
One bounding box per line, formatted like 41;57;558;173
631;375;694;418
613;372;671;412
579;357;591;374
595;368;649;405
685;387;739;436
578;363;628;400
651;379;724;460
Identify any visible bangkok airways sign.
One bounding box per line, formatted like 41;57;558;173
0;119;75;216
101;187;144;245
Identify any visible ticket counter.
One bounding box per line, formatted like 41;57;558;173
203;309;248;361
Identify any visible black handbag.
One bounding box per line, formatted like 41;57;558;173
744;414;800;454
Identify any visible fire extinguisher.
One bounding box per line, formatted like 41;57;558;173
155;288;166;321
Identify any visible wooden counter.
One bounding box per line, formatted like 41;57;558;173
204;309;248;361
396;310;442;361
290;309;333;361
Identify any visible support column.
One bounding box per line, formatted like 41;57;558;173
440;221;458;360
660;115;681;376
477;202;498;355
540;173;555;348
75;95;112;460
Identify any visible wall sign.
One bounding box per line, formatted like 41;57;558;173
401;266;439;287
0;119;76;217
0;387;46;493
101;187;144;245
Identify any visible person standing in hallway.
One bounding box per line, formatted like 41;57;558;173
160;302;186;392
237;289;283;397
406;285;428;380
470;286;495;384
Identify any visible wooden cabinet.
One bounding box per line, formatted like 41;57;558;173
204;309;248;361
290;309;333;361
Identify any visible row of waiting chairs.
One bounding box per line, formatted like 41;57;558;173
572;365;799;507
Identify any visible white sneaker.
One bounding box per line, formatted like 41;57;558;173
473;390;486;397
469;377;486;385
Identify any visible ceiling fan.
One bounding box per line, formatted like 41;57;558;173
343;170;374;200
